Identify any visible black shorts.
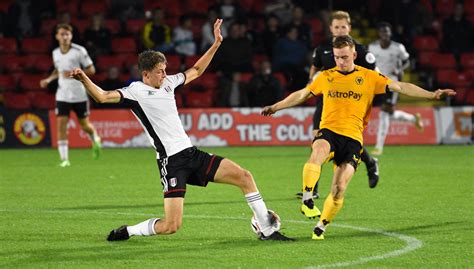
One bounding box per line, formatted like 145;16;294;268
312;96;323;130
313;128;362;169
157;146;224;198
56;101;90;119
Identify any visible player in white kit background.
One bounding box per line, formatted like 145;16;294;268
40;23;102;167
71;19;293;241
368;22;424;156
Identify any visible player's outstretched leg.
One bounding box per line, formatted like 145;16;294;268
361;148;379;188
214;159;294;241
107;218;161;241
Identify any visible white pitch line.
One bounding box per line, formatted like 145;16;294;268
1;208;423;268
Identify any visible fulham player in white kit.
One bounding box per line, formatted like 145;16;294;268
71;19;293;241
40;23;101;167
368;22;424;156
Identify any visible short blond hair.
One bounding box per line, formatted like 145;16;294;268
331;10;351;25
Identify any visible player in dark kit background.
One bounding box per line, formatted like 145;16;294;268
296;10;379;200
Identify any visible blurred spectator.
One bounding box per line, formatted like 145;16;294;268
216;72;249;107
110;0;144;22
272;26;308;91
213;0;244;29
264;0;294;26
51;12;81;45
0;11;6;37
247;61;282;107
215;22;253;76
101;66;124;89
173;15;196;56
442;3;473;58
84;13;112;60
125;64;141;85
142;8;173;52
289;6;312;48
201;8;228;52
261;14;283;59
272;26;308;72
6;0;41;39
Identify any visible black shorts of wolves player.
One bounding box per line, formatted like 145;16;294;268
312;96;323;130
56;101;90;119
157;146;224;198
313;128;362;169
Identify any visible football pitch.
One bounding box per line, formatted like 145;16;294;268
1;145;473;268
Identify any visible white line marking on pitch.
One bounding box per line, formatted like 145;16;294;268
1;208;423;268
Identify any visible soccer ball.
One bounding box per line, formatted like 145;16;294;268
250;210;281;236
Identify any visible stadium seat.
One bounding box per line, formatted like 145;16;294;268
436;0;455;18
198;72;218;90
71;19;89;35
436;69;457;84
451;72;472;88
126;19;146;35
0;1;11;12
40;19;59;35
252;54;269;70
117;53;138;67
240;72;253;83
56;0;79;17
22;38;50;54
465;0;474;14
431;53;457;69
81;1;108;18
417;51;436;68
96;55;124;72
460;53;474;69
22;55;53;73
166;55;182;72
0;75;16;92
186;90;214;108
20;74;46;92
466;89;474;105
1;55;24;72
0;37;18;54
29;91;56;110
93;72;108;82
105;19;121;35
184;55;200;69
4;93;31;110
111;38;137;53
175;92;183;108
453;88;467;104
308;18;324;34
413;36;439;51
183;0;209;15
274;72;287;88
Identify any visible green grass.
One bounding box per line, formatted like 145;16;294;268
1;145;473;268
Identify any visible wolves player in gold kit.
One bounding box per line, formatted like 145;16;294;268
262;35;455;239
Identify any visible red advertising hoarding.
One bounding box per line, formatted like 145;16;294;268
49;106;437;148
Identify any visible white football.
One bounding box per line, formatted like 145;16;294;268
250;209;281;236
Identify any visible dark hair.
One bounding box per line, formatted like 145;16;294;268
377;21;392;30
138;50;167;72
333;35;355;49
56;23;73;33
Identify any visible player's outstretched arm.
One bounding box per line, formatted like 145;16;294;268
70;68;121;103
388;81;456;100
183;19;223;85
261;88;313;116
39;69;59;88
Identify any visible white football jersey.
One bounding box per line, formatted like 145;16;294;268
368;40;409;81
118;73;192;158
53;43;94;102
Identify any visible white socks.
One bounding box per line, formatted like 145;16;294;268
375;111;390;151
392;110;416;123
245;192;273;236
376;110;416;151
126;218;160;236
58;140;68;161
